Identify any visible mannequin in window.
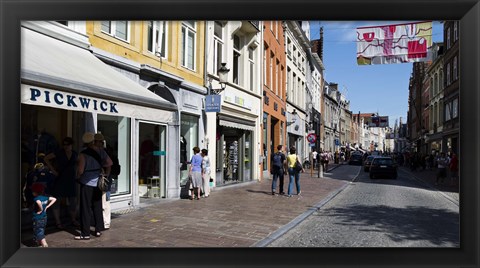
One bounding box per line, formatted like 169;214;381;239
140;135;154;178
27;129;58;167
180;135;188;170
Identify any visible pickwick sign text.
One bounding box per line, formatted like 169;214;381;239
21;84;119;115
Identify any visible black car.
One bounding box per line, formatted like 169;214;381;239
369;157;397;179
348;153;363;165
363;155;376;172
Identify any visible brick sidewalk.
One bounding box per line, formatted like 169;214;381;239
21;171;348;248
399;166;459;204
399;166;459;193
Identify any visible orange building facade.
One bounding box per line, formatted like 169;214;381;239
261;21;287;179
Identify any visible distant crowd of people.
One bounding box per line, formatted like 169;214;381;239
394;150;459;186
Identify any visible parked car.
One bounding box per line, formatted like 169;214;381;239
348;153;363;165
363;155;376;172
369;157;397;179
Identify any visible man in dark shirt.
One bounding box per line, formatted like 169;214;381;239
271;145;287;195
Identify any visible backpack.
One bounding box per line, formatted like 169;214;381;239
272;152;283;168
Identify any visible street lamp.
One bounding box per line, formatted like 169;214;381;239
209;63;230;95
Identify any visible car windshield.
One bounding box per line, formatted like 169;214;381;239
373;158;393;165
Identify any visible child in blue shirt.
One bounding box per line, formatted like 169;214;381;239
31;182;56;247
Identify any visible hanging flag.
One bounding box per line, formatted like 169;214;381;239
356;21;433;65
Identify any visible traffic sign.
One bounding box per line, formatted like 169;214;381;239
307;133;317;143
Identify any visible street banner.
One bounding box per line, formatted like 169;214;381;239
356;21;433;65
366;116;389;127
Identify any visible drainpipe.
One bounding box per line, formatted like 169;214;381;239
204;21;209;93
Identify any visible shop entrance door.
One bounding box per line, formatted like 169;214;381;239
138;122;166;199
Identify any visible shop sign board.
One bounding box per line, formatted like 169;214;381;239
21;84;174;122
205;95;221;113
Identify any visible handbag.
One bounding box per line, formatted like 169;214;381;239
97;175;109;192
82;147;109;191
294;156;303;172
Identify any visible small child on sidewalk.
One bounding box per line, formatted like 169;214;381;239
31;182;56;247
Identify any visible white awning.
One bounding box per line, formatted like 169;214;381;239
21;27;177;121
219;119;255;131
218;114;255;131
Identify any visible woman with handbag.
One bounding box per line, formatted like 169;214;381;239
286;146;304;198
189;146;203;200
74;132;112;240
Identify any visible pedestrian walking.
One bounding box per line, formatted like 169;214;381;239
201;149;211;198
31;182;56;247
271;145;286;195
435;152;449;185
74;132;112;240
286;146;304;197
311;149;318;169
189;146;203;200
449;152;459;186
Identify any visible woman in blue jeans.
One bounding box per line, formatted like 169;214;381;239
286;146;304;197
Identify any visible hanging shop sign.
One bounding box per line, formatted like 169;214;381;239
205;95;221;113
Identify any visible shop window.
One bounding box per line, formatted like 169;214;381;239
180;113;199;185
244;131;252;181
97;114;131;196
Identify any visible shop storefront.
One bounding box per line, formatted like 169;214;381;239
21;26;178;211
215;114;254;186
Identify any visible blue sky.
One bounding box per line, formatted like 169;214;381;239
309;21;443;128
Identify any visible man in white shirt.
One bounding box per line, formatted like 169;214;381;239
312;149;318;169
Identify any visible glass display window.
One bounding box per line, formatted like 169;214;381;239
97;114;131;196
180;113;199;185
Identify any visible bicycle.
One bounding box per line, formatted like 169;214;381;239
303;157;311;169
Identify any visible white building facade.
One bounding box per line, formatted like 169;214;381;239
204;21;263;186
284;21;310;158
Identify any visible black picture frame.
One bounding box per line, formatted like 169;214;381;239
1;0;478;267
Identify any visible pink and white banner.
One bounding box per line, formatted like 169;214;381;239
356;21;433;65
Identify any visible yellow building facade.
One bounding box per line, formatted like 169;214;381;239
86;21;205;86
83;21;209;208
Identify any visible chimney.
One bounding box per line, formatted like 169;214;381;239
319;27;324;61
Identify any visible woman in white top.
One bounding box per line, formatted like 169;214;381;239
201;149;211;197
